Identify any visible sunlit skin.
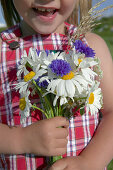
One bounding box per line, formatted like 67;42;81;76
13;0;76;35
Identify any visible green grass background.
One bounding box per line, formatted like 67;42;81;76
0;16;113;169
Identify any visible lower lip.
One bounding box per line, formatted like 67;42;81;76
34;10;58;22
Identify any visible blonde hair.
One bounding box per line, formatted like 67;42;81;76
67;0;92;25
1;0;92;27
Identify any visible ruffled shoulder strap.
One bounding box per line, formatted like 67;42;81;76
0;24;21;50
0;24;21;41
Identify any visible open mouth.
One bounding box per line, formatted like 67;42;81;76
32;7;57;17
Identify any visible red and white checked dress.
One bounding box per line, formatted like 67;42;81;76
0;23;105;170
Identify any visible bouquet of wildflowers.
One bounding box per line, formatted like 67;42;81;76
15;40;103;163
15;0;113;165
15;40;103;121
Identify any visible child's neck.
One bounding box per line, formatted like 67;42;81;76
20;20;66;37
20;20;37;37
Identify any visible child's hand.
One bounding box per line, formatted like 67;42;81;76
49;156;90;170
23;116;69;156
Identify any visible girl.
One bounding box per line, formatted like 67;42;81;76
0;0;113;170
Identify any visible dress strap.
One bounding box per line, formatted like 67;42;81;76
0;24;21;50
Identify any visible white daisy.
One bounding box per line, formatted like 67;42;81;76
39;51;66;70
70;50;98;82
80;58;99;82
15;67;46;93
93;57;103;79
27;48;42;70
17;47;42;78
15;48;50;93
19;90;32;123
86;81;103;115
17;50;29;77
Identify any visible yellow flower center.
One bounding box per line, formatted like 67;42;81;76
24;71;36;82
62;71;74;80
68;101;73;106
78;59;83;65
88;92;94;104
19;97;26;111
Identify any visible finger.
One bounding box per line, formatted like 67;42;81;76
53;147;67;156
55;128;69;139
55;139;68;148
49;159;67;170
63;121;69;128
50;117;69;128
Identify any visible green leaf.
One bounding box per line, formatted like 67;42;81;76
49;156;63;165
52;156;62;162
80;108;85;116
50;50;57;54
50;50;63;54
25;62;33;70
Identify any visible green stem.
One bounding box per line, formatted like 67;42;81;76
79;97;87;100
74;97;87;102
56;106;59;116
49;155;63;166
75;103;85;112
32;105;49;119
70;103;85;117
32;80;54;118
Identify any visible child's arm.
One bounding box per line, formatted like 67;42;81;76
49;33;113;170
80;32;113;169
0;117;69;156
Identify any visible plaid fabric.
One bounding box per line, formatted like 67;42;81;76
0;23;105;170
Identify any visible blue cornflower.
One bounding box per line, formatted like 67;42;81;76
49;59;72;77
45;49;50;56
74;40;95;58
35;77;48;88
36;49;50;56
36;49;40;56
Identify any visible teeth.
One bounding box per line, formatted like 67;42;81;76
47;9;54;12
36;8;54;12
39;8;46;12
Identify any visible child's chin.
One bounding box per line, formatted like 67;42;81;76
35;28;58;35
33;24;61;35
